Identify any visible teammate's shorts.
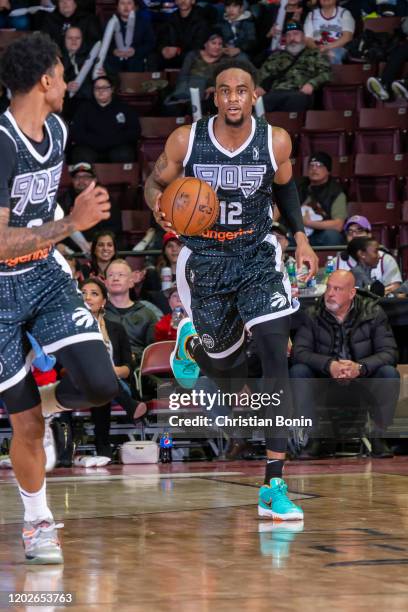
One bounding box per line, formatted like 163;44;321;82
0;255;102;394
177;234;299;358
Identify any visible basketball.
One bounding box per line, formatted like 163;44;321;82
160;177;219;236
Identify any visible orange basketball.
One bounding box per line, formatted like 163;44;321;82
160;177;219;236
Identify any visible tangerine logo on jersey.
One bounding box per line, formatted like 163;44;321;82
201;227;254;242
1;247;51;267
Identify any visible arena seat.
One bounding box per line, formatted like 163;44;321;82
0;30;26;51
95;0;116;25
350;154;408;202
300;110;356;156
139;116;191;171
363;16;402;33
136;341;175;398
402;200;408;221
94;162;141;210
121;209;152;246
117;72;168;115
322;64;376;111
347;201;401;225
355;107;407;154
265;112;305;156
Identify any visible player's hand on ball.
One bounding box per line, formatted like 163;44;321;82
154;193;174;232
70;181;111;231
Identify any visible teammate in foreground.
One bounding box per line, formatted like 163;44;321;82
0;33;118;563
145;59;318;520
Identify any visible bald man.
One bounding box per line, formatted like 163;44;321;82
290;270;400;458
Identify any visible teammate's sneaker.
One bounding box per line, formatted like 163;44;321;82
43;418;57;472
258;478;304;520
391;79;408;100
22;519;64;564
170;318;200;389
367;77;389;101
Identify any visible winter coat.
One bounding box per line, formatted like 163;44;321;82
292;294;398;376
258;47;331;92
220;10;256;54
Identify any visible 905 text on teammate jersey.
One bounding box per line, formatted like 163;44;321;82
193;164;267;198
11;161;63;217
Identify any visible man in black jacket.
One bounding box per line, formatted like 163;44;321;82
70;76;141;163
41;0;101;48
290;270;400;457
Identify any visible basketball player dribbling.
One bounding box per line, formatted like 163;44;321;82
0;33;119;563
145;59;319;520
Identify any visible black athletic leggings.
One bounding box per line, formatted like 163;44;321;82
191;318;291;453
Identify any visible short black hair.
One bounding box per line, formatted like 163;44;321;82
224;0;244;6
213;59;258;87
80;277;108;300
0;33;60;95
347;236;376;261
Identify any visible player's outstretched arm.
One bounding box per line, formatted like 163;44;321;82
272;127;319;280
144;125;190;230
0;181;110;260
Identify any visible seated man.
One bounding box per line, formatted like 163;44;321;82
334;215;402;295
290;270;400;457
256;21;331;112
41;0;101;48
105;259;161;367
296;152;347;246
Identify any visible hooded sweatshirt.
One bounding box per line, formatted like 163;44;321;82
220;10;256;54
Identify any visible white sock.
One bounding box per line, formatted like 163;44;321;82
18;481;53;523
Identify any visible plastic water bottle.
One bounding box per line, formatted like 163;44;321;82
286;260;299;298
325;256;335;281
171;306;184;329
159;432;173;463
161;267;172;290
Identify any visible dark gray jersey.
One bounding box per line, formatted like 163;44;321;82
0;110;67;272
182;115;277;256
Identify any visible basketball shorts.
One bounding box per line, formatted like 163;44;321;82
177;234;299;358
0;255;102;394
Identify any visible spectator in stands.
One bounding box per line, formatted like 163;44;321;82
103;0;156;74
60;163;122;241
70;75;141;163
105;259;160;366
347;236;402;296
256;21;331;112
62;26;93;118
334;215;402;295
154;286;186;341
303;0;355;64
296;152;347;246
290;269;400;457
367;24;408;101
0;0;32;30
41;0;101;48
89;231;118;281
157;0;212;70
81;278;147;458
144;231;182;291
164;30;249;111
219;0;256;59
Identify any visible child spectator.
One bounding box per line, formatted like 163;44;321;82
220;0;256;59
304;0;355;63
154;287;186;341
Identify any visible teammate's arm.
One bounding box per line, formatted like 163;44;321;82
0;181;111;260
144;125;191;231
272;127;319;280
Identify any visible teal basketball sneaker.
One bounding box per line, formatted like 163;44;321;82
258;478;304;520
170;318;200;389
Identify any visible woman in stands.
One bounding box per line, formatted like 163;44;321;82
81;278;147;459
89;230;118;281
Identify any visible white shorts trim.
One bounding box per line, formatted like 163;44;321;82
246;300;299;331
176;245;193;320
42;332;104;354
0;350;34;393
205;329;246;359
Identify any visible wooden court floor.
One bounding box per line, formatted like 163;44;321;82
1;458;408;612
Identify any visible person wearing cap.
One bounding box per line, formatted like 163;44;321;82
304;0;355;64
70;75;141;163
296;151;347;246
256;21;331;112
334;215;402;295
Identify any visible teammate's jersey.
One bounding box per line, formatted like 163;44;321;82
182;115;277;256
0;109;67;272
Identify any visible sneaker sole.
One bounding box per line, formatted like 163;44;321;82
367;79;389;101
391;82;408;99
258;505;304;520
25;552;64;565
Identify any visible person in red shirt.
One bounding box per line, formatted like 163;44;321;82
154;286;186;341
